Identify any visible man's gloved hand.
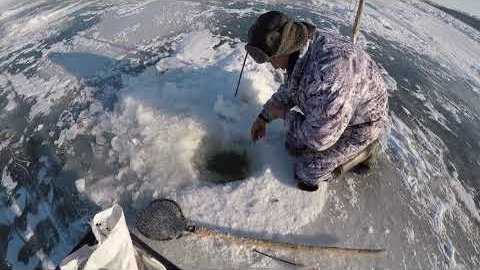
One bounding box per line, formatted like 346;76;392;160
251;117;267;142
251;101;287;142
264;101;287;120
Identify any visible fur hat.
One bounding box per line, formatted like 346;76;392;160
248;11;313;57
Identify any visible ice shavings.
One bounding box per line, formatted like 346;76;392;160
175;30;220;67
75;178;86;193
77;30;329;235
4;92;18;111
107;97;206;190
7;188;26;220
156;30;222;70
175;170;328;237
214;95;244;122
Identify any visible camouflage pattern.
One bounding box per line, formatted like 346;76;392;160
262;30;389;185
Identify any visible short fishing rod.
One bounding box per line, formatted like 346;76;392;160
234;52;249;97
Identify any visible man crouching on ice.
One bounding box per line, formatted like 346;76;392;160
247;11;389;192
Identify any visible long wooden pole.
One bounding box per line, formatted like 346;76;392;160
352;0;366;44
194;227;385;256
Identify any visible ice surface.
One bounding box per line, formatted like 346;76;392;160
83;30;329;235
429;0;480;18
1;0;480;269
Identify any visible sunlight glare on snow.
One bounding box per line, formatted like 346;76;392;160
84;30;329;236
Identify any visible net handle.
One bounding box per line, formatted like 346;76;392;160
130;232;182;270
192;227;385;255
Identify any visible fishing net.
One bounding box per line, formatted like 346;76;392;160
135;199;189;241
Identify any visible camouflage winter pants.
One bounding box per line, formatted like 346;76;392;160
289;120;387;186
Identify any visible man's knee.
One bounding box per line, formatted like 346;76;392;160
285;138;307;157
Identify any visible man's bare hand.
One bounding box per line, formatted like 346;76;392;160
251;117;267;142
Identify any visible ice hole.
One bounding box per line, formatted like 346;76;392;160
205;150;250;181
193;137;253;183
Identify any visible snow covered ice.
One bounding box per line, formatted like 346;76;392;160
82;30;329;236
1;0;480;269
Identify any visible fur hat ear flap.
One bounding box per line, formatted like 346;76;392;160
276;21;309;57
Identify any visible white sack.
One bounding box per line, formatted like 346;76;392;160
60;204;139;270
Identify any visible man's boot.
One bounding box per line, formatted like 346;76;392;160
333;141;380;177
296;141;380;192
295;171;320;192
297;180;319;192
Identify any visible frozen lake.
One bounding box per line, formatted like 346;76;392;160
1;0;479;269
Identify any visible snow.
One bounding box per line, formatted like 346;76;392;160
1;166;17;192
1;72;82;118
405;227;416;244
345;177;358;206
1;0;480;269
428;0;480;18
0;188;27;226
83;30;329;235
1;1;95;47
432;199;448;233
75;178;86;193
362;0;480;86
175;30;219;66
6;200;57;269
178;169;328;236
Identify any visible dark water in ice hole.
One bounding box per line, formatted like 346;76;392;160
204;150;250;183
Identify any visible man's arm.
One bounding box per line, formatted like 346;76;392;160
259;83;294;122
251;83;294;141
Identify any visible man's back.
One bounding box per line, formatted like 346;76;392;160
288;30;389;131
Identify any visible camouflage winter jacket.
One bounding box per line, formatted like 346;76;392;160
263;30;389;152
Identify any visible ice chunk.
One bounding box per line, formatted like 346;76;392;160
1;167;17;192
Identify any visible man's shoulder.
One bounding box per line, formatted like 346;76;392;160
312;30;367;60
